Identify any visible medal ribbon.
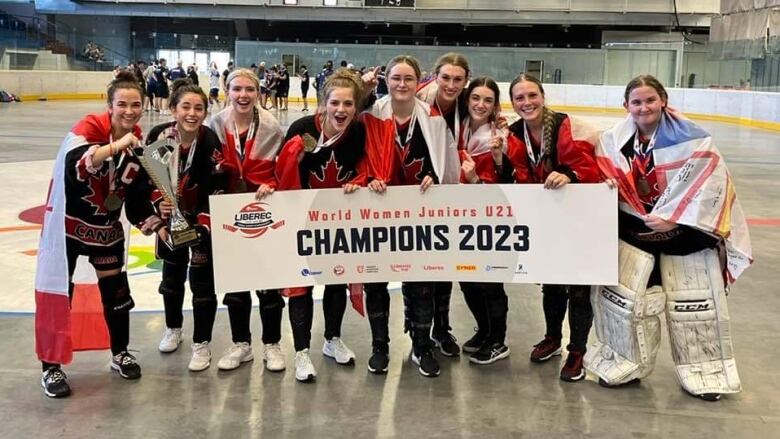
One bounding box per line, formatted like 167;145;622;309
231;109;257;182
394;108;418;150
522;120;544;170
169;127;198;199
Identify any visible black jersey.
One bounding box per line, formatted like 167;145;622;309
393;118;436;186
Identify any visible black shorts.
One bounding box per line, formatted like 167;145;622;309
156;83;170;99
66;237;125;272
277;87;289;98
301;85;309;98
146;83;156;98
209;88;219;98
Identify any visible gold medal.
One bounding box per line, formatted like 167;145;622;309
302;133;317;153
637;177;651;197
235;178;248;193
104;193;122;212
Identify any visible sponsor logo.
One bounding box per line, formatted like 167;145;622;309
300;268;323;277
673;302;710;312
602;288;627;308
224;202;285;239
390;264;412;273
485;265;508;272
423;265;445;271
515;263;527;274
456;265;477;272
357;265;379;274
333;265;345;276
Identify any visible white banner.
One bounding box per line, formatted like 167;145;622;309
210;184;618;293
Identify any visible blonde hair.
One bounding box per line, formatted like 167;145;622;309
433;52;470;78
226;68;260;91
321;68;365;106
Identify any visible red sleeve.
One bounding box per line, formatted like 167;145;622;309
361;113;397;183
506;133;532;183
556;118;600;183
275;136;304;191
243;158;277;189
474;153;500;184
348;154;369;186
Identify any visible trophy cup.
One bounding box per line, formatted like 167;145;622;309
139;138;200;250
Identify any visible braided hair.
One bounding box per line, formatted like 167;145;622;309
509;73;556;164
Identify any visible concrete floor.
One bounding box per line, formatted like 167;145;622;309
0;101;779;438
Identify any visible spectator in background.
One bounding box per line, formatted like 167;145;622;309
187;64;199;85
376;65;388;98
277;64;290;111
221;61;235;94
154;58;170;115
169;60;186;82
208;61;222;111
297;64;310;112
258;62;268;108
144;60;158;112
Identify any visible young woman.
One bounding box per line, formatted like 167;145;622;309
504;74;600;382
272;69;368;382
457;77;513;365
36;71;162;397
298;65;310;112
414;52;471;357
586;75;752;401
208;68;287;373
208;61;222;111
146;79;225;371
362;55;460;378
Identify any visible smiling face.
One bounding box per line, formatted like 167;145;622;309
435;64;467;105
510;80;545;125
388;62;419;104
468;85;497;127
228;76;259;116
172;92;207;136
108;88;143;135
624;85;666;134
323;86;356;136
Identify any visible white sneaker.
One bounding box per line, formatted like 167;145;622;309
322;337;356;365
263;343;286;372
294;349;317;382
188;342;211;372
217;342;254;371
158;328;182;353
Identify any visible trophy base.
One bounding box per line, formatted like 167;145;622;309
166;227;200;250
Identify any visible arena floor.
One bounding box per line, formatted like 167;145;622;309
0;101;778;438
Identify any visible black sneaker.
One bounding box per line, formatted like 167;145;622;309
431;332;460;357
41;367;71;398
469;342;510;365
367;345;389;375
684;388;721;402
462;329;488;354
111;351;142;380
598;377;641;388
411;350;440;377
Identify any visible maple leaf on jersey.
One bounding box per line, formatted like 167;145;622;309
309;151;352;189
400;144;426;184
82;172;110;216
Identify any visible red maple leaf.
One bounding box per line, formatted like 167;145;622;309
400;145;425;184
309;151;351;189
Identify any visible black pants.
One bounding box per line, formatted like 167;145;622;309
432;281;453;337
288;284;347;352
223;290;284;345
461;282;509;344
364;282;390;349
157;238;217;344
540;284;592;352
42;237;131;371
402;282;437;355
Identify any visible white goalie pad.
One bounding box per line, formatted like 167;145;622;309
585;240;666;385
662;248;741;395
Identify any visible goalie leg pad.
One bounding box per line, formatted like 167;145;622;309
661;248;741;395
585;240;665;385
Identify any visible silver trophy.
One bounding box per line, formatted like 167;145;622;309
139;138;200;250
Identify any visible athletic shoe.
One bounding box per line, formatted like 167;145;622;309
431;331;460;357
598;377;641;388
469;342;510;365
111;351;142;380
367;345;389;374
529;336;562;363
411;350;440;377
158;328;183;353
294;349;317;382
262;343;286;372
217;342;254;371
461;329;487;353
41;367;71;398
322;337;356;365
560;350;585;382
188;342;211;372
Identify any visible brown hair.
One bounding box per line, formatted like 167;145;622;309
465;76;500;121
509;73;555;160
321;68;365;108
433;52;470;78
107;70;144;104
623;74;668;104
169;78;208;110
386;55;422;82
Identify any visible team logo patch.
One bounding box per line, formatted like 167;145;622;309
301;268;323;277
224;202;285;238
456;265;476;272
390;264;411;273
333;265;345;276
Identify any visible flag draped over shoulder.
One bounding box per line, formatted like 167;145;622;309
210;105;283;188
35;113;140;365
595;113;753;283
361;96;460;185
